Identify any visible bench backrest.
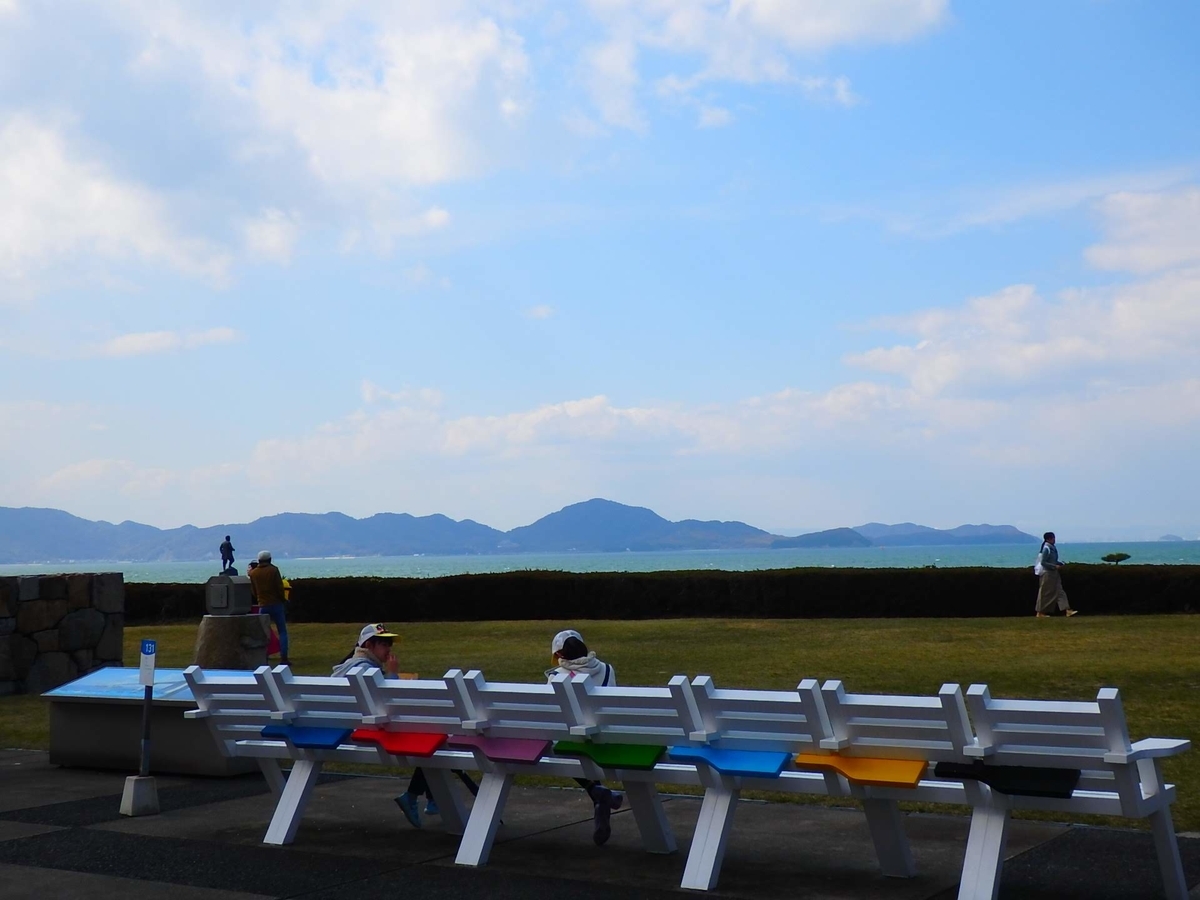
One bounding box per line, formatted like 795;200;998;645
820;680;973;762
686;676;834;753
558;673;695;745
183;665;279;755
966;684;1132;767
449;669;576;740
348;667;466;733
966;683;1144;805
256;667;362;729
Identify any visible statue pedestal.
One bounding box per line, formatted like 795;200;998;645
193;614;272;669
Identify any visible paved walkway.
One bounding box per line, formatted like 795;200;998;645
1;749;1198;899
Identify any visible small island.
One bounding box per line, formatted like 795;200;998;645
1159;534;1185;542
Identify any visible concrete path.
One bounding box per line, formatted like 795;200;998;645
1;749;1198;899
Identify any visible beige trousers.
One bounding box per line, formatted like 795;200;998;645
1036;569;1070;613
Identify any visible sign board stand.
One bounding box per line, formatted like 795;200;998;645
120;639;160;816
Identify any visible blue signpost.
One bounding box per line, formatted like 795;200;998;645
120;639;160;816
138;640;156;777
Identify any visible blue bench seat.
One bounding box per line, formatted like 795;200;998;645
261;724;352;750
668;746;791;778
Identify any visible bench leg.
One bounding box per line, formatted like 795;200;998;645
424;767;469;836
264;759;322;846
863;798;916;877
1149;807;1188;900
681;786;738;891
625;781;676;854
455;771;511;867
258;758;285;801
957;804;1009;900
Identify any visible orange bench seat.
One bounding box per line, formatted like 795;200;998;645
793;752;925;788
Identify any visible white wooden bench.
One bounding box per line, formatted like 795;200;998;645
670;676;982;890
179;667;295;799
444;669;699;866
952;684;1191;900
183;665;1191;900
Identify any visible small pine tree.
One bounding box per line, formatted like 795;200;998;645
1101;552;1131;565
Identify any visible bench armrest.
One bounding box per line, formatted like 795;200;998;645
818;738;850;752
1104;738;1191;765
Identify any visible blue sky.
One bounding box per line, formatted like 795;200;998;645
2;1;1198;539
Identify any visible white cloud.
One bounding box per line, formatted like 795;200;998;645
729;0;948;49
0;114;230;293
830;166;1196;238
124;5;531;190
403;263;451;289
524;304;556;319
584;38;646;131
562;110;608;138
697;105;734;128
580;0;945;127
360;380;444;407
849;271;1200;395
38;458;177;495
800;76;860;107
185;327;241;349
1085;186;1200;274
243;208;300;263
98;327;242;358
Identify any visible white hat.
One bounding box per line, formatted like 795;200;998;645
551;629;582;655
258;550;272;562
358;623;399;646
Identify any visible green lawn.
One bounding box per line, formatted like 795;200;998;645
3;616;1198;830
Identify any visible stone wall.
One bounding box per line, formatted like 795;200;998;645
0;573;124;695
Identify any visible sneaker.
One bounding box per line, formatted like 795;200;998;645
424;797;440;816
1065;609;1078;617
592;787;614;846
395;793;422;829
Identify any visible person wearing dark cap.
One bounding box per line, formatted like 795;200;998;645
547;629;623;846
333;624;477;828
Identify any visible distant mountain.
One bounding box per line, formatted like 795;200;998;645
0;499;775;563
503;499;776;552
852;522;1036;546
771;528;870;549
0;501;1041;564
0;507;504;564
1159;534;1185;542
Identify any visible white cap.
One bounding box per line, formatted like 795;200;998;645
551;629;582;655
258;550;272;562
358;623;399;646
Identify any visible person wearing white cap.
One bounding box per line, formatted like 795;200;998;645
248;550;290;665
331;623;401;677
331;624;478;828
546;629;623;846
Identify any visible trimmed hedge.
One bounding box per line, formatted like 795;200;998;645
123;564;1200;625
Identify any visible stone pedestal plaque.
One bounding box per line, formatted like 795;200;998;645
193;614;272;669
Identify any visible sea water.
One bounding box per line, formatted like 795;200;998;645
2;542;1198;583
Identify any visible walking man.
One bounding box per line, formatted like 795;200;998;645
219;535;235;572
1036;532;1078;618
249;550;290;664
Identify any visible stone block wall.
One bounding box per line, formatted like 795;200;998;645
0;573;124;695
